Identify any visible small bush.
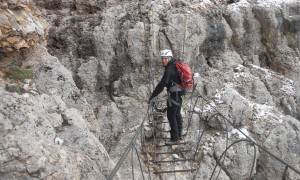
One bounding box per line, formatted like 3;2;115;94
6;67;34;83
5;83;25;94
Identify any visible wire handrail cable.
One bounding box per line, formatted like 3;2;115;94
198;93;300;176
107;108;150;180
209;139;257;180
135;146;146;180
215;113;229;179
131;145;135;180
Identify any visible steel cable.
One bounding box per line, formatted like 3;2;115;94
146;108;153;180
107;107;150;180
185;95;199;137
209;139;256;180
198;93;300;176
249;142;257;180
131;145;135;180
135;145;146;180
283;165;288;180
192;98;208;180
215;113;229;179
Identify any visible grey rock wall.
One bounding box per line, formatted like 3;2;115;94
1;0;300;179
0;44;115;179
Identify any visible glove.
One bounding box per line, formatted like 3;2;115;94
148;98;156;107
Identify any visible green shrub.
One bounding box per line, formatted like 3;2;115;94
5;83;25;94
6;67;34;83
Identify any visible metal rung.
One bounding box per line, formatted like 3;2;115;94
155;150;192;155
154;169;196;174
155;136;170;139
156;134;187;140
156;141;186;147
156;121;169;124
154;128;170;132
152;158;194;163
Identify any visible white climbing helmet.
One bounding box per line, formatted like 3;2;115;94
160;49;173;57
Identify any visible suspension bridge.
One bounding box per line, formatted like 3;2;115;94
106;89;300;180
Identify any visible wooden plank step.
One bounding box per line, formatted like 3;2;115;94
154;169;196;174
152;158;194;163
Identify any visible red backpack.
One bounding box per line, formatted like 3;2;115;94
175;62;194;93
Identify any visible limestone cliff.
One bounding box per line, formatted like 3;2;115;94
1;0;300;179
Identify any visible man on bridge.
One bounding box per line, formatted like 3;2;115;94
149;49;184;145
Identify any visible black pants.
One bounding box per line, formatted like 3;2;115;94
167;93;183;141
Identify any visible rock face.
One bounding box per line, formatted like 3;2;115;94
0;91;109;179
0;45;115;179
1;0;300;179
0;0;47;57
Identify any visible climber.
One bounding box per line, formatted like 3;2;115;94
148;49;184;145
